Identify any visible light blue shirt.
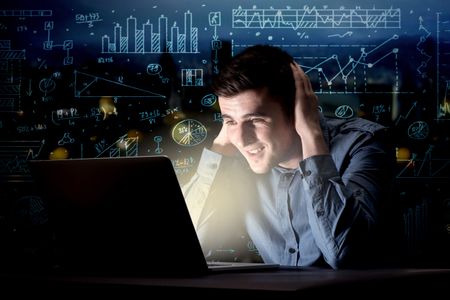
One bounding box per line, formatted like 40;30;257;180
182;116;396;269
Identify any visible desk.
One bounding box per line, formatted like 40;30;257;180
1;268;450;297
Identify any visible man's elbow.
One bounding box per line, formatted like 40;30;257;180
324;245;387;270
323;252;347;270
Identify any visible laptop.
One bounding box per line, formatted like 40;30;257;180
28;155;278;276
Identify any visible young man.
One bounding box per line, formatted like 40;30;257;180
182;45;398;269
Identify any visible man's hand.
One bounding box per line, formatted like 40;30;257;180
210;122;239;156
290;63;329;159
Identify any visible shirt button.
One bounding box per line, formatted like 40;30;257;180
304;170;312;176
288;248;296;254
317;210;325;217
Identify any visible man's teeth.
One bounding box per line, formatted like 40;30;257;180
248;147;263;154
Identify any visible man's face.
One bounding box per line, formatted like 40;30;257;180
219;88;301;174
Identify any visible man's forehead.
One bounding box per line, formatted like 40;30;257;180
218;93;283;120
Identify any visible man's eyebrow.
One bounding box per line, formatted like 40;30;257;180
221;113;269;120
220;113;233;120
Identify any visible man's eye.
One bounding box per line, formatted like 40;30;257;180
251;118;265;123
224;120;235;125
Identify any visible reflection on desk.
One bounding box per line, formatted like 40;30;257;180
1;267;450;297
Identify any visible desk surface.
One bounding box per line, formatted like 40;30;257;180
2;267;450;297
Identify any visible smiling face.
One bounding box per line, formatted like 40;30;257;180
219;88;302;174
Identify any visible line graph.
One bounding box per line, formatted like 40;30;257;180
416;16;432;78
437;12;450;120
296;35;402;94
396;146;450;179
395;101;418;126
439;81;450;118
232;6;401;30
95;134;139;158
74;70;165;99
0;140;45;182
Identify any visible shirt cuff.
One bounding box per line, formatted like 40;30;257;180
299;154;339;187
196;148;225;180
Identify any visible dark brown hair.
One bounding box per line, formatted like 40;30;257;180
212;45;295;120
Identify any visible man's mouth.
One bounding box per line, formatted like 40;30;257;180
247;146;264;155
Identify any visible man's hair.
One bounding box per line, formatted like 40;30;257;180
212;44;295;120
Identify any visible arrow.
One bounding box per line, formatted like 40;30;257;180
26;79;32;96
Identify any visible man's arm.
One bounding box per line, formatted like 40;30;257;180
182;148;225;228
182;147;252;262
290;63;329;159
300;129;395;269
290;64;395;269
183;119;238;228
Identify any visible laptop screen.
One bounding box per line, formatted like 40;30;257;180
29;155;209;276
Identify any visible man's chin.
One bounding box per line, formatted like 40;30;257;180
248;163;271;174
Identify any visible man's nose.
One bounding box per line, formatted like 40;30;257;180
234;123;256;148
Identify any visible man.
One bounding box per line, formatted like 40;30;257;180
182;45;398;269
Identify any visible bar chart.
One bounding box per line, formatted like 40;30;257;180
101;10;198;54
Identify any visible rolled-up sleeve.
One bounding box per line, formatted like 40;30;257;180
182;148;224;228
299;132;393;269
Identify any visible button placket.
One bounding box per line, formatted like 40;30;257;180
277;171;298;265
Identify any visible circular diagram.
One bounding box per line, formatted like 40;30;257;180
407;121;429;140
171;119;207;146
39;78;56;93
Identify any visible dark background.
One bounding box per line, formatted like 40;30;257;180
0;0;449;268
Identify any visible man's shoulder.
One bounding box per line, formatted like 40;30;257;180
324;116;387;136
323;117;394;168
